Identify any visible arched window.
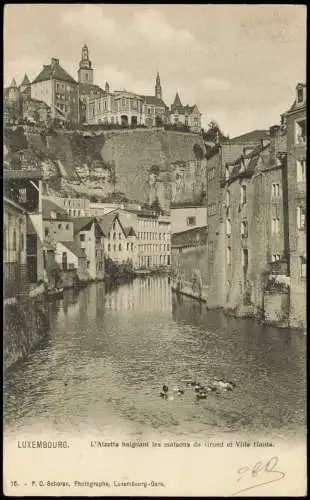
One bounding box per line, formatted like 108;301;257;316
62;252;68;271
113;244;116;251
131;243;134;251
113;232;116;240
127;242;129;251
45;227;49;237
119;232;122;239
119;244;122;251
108;244;111;251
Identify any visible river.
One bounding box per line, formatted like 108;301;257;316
4;276;306;440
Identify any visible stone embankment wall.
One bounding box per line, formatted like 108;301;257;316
4;295;50;372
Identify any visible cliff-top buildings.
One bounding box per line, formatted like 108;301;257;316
5;44;202;132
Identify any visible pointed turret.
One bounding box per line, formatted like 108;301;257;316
171;92;183;113
9;78;17;88
105;81;110;93
155;71;162;100
20;73;31;94
21;73;30;86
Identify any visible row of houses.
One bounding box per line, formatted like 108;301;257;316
4;172;172;300
171;82;306;331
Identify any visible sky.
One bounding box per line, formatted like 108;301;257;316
4;4;306;137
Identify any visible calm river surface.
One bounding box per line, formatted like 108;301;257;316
4;276;306;440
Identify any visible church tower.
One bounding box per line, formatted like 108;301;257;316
78;44;94;84
155;72;162;100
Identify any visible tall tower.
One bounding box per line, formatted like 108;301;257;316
78;44;94;84
7;78;20;102
155;72;162;100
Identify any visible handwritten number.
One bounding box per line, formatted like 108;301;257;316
233;456;286;496
265;456;278;472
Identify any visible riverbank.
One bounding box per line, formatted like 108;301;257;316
171;281;305;333
4;293;50;372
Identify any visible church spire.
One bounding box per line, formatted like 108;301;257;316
78;44;94;84
155;71;162;100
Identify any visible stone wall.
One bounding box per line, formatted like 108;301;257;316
4;295;49;372
264;290;289;327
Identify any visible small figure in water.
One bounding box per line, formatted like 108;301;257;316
173;387;184;396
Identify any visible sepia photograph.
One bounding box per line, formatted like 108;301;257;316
3;3;307;496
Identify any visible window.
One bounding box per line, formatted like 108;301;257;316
113;232;116;240
118;243;122;251
108;244;111;251
226;218;231;235
271;217;280;234
113;244;116;251
227;246;231;265
240;185;247;205
225;166;230;181
80;234;85;242
167;244;170;252
187;216;196;227
297;206;306;229
131;243;134;251
12;228;17;251
208;241;214;259
272;254;281;262
297;87;304;103
62;252;68;271
300;256;306;278
241;220;248;237
58;223;62;230
119;232;122;239
226;190;230;207
45;227;49;237
87;261;90;269
272;183;280;197
295;119;306;145
242;249;248;269
127;242;129;251
113;223;116;230
18;188;27;204
208;203;216;217
65;224;69;230
297;159;306;182
207;168;215;181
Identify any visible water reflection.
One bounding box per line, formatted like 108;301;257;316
4;276;306;439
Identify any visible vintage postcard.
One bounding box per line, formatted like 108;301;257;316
3;3;307;497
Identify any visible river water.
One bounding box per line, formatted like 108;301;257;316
4;276;306;440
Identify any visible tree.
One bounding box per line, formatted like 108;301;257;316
202;120;229;143
193;143;205;160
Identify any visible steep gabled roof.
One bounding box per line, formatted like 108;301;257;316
229;130;269;144
98;212;127;237
60;240;86;259
140;95;167;107
72;216;97;234
123;226;136;237
78;82;105;97
32;62;77;85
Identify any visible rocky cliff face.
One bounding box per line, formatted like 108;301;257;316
4;127;206;207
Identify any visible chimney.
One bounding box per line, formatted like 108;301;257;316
51;58;59;67
269;125;281;164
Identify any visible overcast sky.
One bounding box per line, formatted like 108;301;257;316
4;4;306;137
